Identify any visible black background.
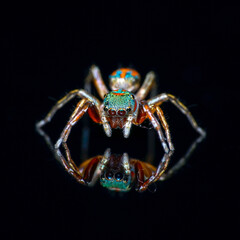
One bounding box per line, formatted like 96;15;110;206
3;1;240;240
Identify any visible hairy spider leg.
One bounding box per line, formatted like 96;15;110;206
55;99;91;148
86;65;109;99
147;93;206;137
36;89;101;130
63;142;102;185
137;151;173;192
55;142;102;185
135;71;156;100
142;104;170;153
155;106;174;151
160;133;205;181
132;159;156;190
145;80;158;164
37;119;206;191
55;146;86;185
36;87;112;148
36;89;81;130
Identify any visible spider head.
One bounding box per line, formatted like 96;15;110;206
109;68;140;92
103;89;137;117
100;154;132;192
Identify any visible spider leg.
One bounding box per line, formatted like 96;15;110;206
145;81;158;164
55;99;91;149
136;151;173;192
36;89;81;130
160;133;205;181
142;104;170;153
36;89;101;129
36;87;112;144
147;93;206;137
123;115;134;138
85;65;109;100
135;71;156;100
36;117;102;186
55;142;102;186
155;106;174;151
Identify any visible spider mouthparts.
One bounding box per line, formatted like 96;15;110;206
103;123;112;137
123;127;130;138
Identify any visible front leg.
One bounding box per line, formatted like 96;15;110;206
142;103;170;153
160;132;205;181
136;151;173;192
36;89;101;130
147;93;206;137
36;89;81;130
55;99;91;149
55;142;103;186
155;106;174;151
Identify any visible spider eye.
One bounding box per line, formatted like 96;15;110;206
115;172;123;181
118;110;126;116
126;107;131;112
104;106;108;111
106;171;113;180
123;176;129;183
131;94;135;100
108;109;116;116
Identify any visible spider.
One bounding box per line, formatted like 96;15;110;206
36;65;206;190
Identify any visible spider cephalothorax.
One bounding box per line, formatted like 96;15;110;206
36;65;206;191
99;153;132;191
102;89;138;129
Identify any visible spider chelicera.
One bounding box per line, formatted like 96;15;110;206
36;65;206;191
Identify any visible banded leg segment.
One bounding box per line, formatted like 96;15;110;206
148;93;206;137
160;133;205;181
135;71;156;100
36;89;101;129
36;89;80;129
156;106;174;151
137;152;173;192
143;104;169;153
88;65;109;100
56;142;102;185
55;100;91;149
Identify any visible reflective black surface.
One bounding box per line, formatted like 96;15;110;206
4;2;239;240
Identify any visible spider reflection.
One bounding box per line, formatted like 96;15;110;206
36;126;205;192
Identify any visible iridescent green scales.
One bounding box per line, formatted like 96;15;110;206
100;175;132;191
103;89;136;113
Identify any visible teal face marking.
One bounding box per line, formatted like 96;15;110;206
103;89;136;116
100;171;132;191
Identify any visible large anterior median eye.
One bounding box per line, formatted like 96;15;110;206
106;171;113;180
117;110;126;116
114;172;123;181
108;109;116;116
